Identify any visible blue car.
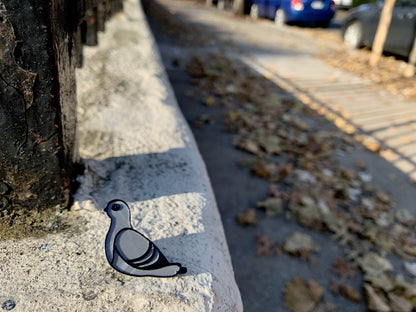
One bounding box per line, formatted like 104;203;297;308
250;0;336;27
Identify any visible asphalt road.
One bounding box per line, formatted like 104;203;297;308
143;1;416;311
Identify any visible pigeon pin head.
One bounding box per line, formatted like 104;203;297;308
104;199;130;220
104;199;187;277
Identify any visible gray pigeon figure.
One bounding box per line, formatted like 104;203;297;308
104;199;187;277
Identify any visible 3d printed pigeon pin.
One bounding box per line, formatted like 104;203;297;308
104;199;187;277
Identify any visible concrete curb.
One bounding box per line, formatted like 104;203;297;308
0;0;242;310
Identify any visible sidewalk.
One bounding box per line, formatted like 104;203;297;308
0;0;242;310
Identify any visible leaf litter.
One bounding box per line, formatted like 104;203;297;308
185;51;416;312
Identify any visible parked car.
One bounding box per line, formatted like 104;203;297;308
250;0;337;27
342;0;416;57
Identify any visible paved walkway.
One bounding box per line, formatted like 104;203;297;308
245;52;416;182
165;0;416;182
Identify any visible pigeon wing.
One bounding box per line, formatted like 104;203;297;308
114;228;167;269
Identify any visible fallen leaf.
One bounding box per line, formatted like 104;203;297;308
283;232;320;256
395;209;414;225
255;234;280;256
284;277;324;312
329;279;361;302
312;301;337;312
236;209;258;226
358;252;393;276
387;293;412;312
364;273;395;292
257;197;283;216
203;96;216;106
233;137;260;155
251;162;277;179
330;258;357;281
258;135;281;154
364;284;391;312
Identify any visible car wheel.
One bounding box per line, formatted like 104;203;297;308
250;4;259;19
274;9;285;26
343;20;363;49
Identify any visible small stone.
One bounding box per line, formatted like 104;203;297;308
1;300;16;311
48;221;59;229
358;172;372;183
0;182;10;195
0;196;10;210
38;244;51;251
82;290;98;301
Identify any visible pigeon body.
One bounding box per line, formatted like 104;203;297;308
104;199;187;277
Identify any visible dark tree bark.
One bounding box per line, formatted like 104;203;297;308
0;0;122;212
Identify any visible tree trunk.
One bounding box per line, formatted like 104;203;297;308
369;0;396;67
0;0;123;212
402;37;416;77
232;0;245;15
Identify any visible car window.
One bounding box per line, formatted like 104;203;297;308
395;0;415;7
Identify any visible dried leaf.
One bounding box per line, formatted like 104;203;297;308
387;293;412;312
203;96;216;106
233;137;260;155
329;279;361;302
358;252;393;276
290;196;324;230
330;258;357;281
258;135;281;154
236;209;258;226
312;302;337;312
251;162;276;179
255;234;280;256
364;273;395;292
364;284;391;312
257;197;283;216
284;277;324;312
284;232;320;255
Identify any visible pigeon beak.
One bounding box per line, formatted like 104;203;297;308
103;206;108;213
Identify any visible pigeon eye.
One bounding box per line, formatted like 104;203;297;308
112;203;121;211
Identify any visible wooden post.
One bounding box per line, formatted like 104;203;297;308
0;0;123;212
369;0;396;67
